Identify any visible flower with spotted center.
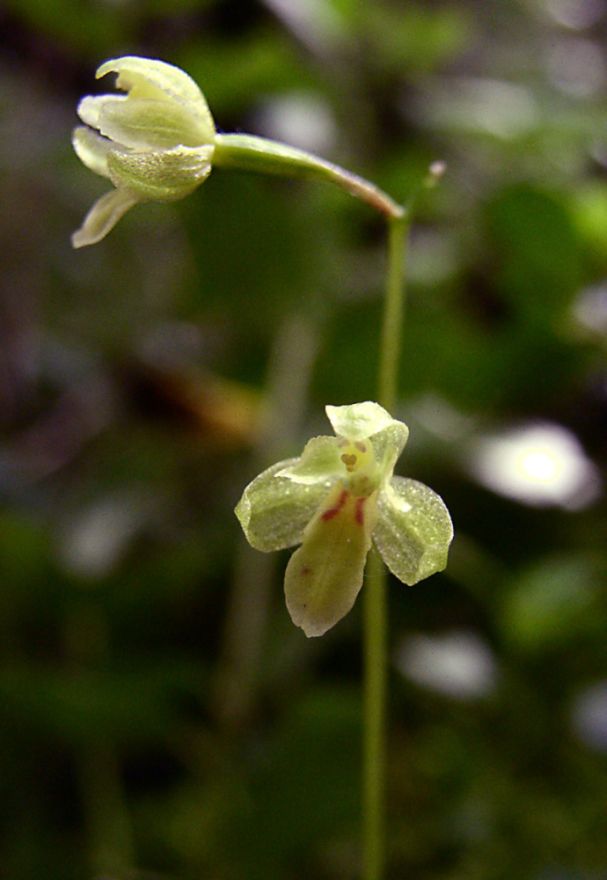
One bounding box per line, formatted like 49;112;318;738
235;401;453;637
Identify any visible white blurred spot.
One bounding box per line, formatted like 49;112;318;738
541;0;605;29
254;92;338;155
416;78;538;140
410;394;475;443
571;682;607;751
409;230;459;285
468;423;601;509
261;0;346;54
395;630;497;699
545;37;605;97
572;283;607;337
57;491;152;579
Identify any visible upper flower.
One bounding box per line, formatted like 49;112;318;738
71;56;216;248
235;402;453;637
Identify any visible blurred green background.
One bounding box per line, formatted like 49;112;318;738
1;1;607;878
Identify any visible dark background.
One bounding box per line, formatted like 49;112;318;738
1;1;606;878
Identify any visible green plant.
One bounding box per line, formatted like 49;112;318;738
72;55;453;880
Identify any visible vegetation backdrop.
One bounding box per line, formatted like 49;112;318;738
1;1;606;878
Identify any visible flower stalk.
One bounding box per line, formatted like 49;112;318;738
213;133;404;220
363;210;409;880
71;56;403;247
364;548;388;880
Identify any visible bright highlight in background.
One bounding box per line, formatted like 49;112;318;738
395;630;497;699
468;422;601;509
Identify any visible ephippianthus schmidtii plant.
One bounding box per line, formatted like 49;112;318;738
71;54;452;880
236;401;452;637
71;55;402;247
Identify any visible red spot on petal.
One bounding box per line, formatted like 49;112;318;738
321;489;349;521
355;497;366;526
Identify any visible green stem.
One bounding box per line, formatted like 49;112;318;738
213;133;404;221
363;212;409;880
363;549;388;880
378;214;409;412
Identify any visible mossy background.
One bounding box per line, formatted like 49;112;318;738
1;2;607;878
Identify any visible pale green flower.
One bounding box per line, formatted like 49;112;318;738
72;56;216;248
236;402;453;637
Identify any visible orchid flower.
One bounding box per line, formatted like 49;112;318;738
236;402;453;637
71;56;406;248
71;56;216;248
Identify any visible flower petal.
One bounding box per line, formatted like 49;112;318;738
326;401;395;440
77;94;127;131
235;459;330;553
71;188;139;248
107;144;214;201
369;419;409;477
72;126;113;179
373;476;453;585
96;56;215;142
98;97;213;149
277;435;341;485
285;484;378;637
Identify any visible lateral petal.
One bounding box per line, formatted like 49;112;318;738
371;418;409;478
97;97;213;149
72;126;113;179
277;435;341;485
77;95;127;131
285;484;378;637
235;459;330;553
373;476;453;585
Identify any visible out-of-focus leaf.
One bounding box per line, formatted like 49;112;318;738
486;184;581;322
4;0;122;52
501;554;603;652
0;662;202;746
365;5;473;76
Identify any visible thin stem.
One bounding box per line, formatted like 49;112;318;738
378;213;409;412
363;549;388;880
363;211;409;880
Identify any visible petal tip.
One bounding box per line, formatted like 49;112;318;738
71;229;89;249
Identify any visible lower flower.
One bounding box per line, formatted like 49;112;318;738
235;401;453;637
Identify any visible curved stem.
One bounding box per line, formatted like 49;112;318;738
213;133;404;221
363;212;409;880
